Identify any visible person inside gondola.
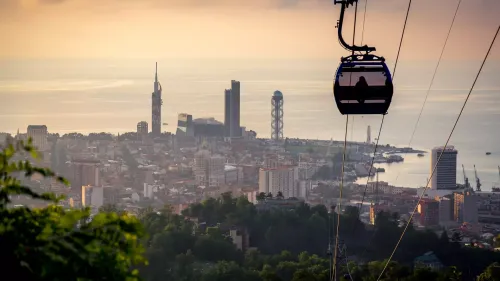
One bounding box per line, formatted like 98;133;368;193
355;76;369;103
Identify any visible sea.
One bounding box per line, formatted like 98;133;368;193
0;58;499;189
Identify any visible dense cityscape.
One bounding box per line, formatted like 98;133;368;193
1;0;500;280
1;61;500;280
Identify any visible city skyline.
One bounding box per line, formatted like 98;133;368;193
1;1;500;279
0;0;499;190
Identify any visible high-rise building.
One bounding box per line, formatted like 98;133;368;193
430;146;458;190
193;150;225;187
208;155;225;187
259;165;299;198
27;125;48;151
151;62;163;136
177;113;194;136
137;121;148;137
437;196;453;224
418;199;439;226
453;191;478;223
271;91;284;141
81;185;104;209
223;80;242;138
230;80;241;137
224;89;231;137
70;159;100;192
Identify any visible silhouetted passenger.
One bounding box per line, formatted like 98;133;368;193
355;76;369;103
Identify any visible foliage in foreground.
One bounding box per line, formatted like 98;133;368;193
125;192;500;281
0;140;146;281
2;139;500;281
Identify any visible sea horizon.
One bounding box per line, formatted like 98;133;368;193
1;58;499;189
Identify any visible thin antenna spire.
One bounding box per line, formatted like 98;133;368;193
155;62;158;82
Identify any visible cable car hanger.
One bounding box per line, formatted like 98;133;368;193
334;0;376;54
332;0;393;115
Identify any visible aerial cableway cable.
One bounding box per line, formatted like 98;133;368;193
332;0;412;278
351;0;359;56
394;0;463;184
391;0;412;82
353;0;413;234
360;0;369;46
348;0;359;139
332;115;349;281
356;0;462;256
376;25;500;281
332;2;362;279
349;0;368;153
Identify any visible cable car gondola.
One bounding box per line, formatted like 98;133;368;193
333;0;394;115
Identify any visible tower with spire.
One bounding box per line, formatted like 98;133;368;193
151;62;163;136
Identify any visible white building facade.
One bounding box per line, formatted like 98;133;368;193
259;166;299;198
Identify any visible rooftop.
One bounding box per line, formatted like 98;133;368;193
27;125;47;130
432;146;456;152
193;117;223;125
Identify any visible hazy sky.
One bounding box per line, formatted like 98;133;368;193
0;0;499;59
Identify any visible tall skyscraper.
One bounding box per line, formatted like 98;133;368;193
151;62;163;136
430;146;458;190
271;91;284;141
70;158;100;193
193;150;225;187
223;81;241;138
230;80;241;137
224;89;231;137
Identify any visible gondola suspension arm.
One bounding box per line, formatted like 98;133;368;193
334;0;376;53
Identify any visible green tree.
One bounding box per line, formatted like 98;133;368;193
99;203;128;216
257;192;266;201
494;234;500;248
276;191;284;199
478;262;500;281
0;140;146;281
201;261;260;281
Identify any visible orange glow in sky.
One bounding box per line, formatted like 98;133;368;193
0;0;498;60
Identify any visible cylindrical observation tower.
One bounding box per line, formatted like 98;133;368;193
271;91;284;141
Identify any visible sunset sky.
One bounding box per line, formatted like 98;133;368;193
0;0;499;60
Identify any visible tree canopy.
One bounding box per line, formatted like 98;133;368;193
0;140;146;281
2;139;500;281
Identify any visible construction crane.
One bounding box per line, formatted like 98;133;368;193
462;164;470;189
473;165;481;192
